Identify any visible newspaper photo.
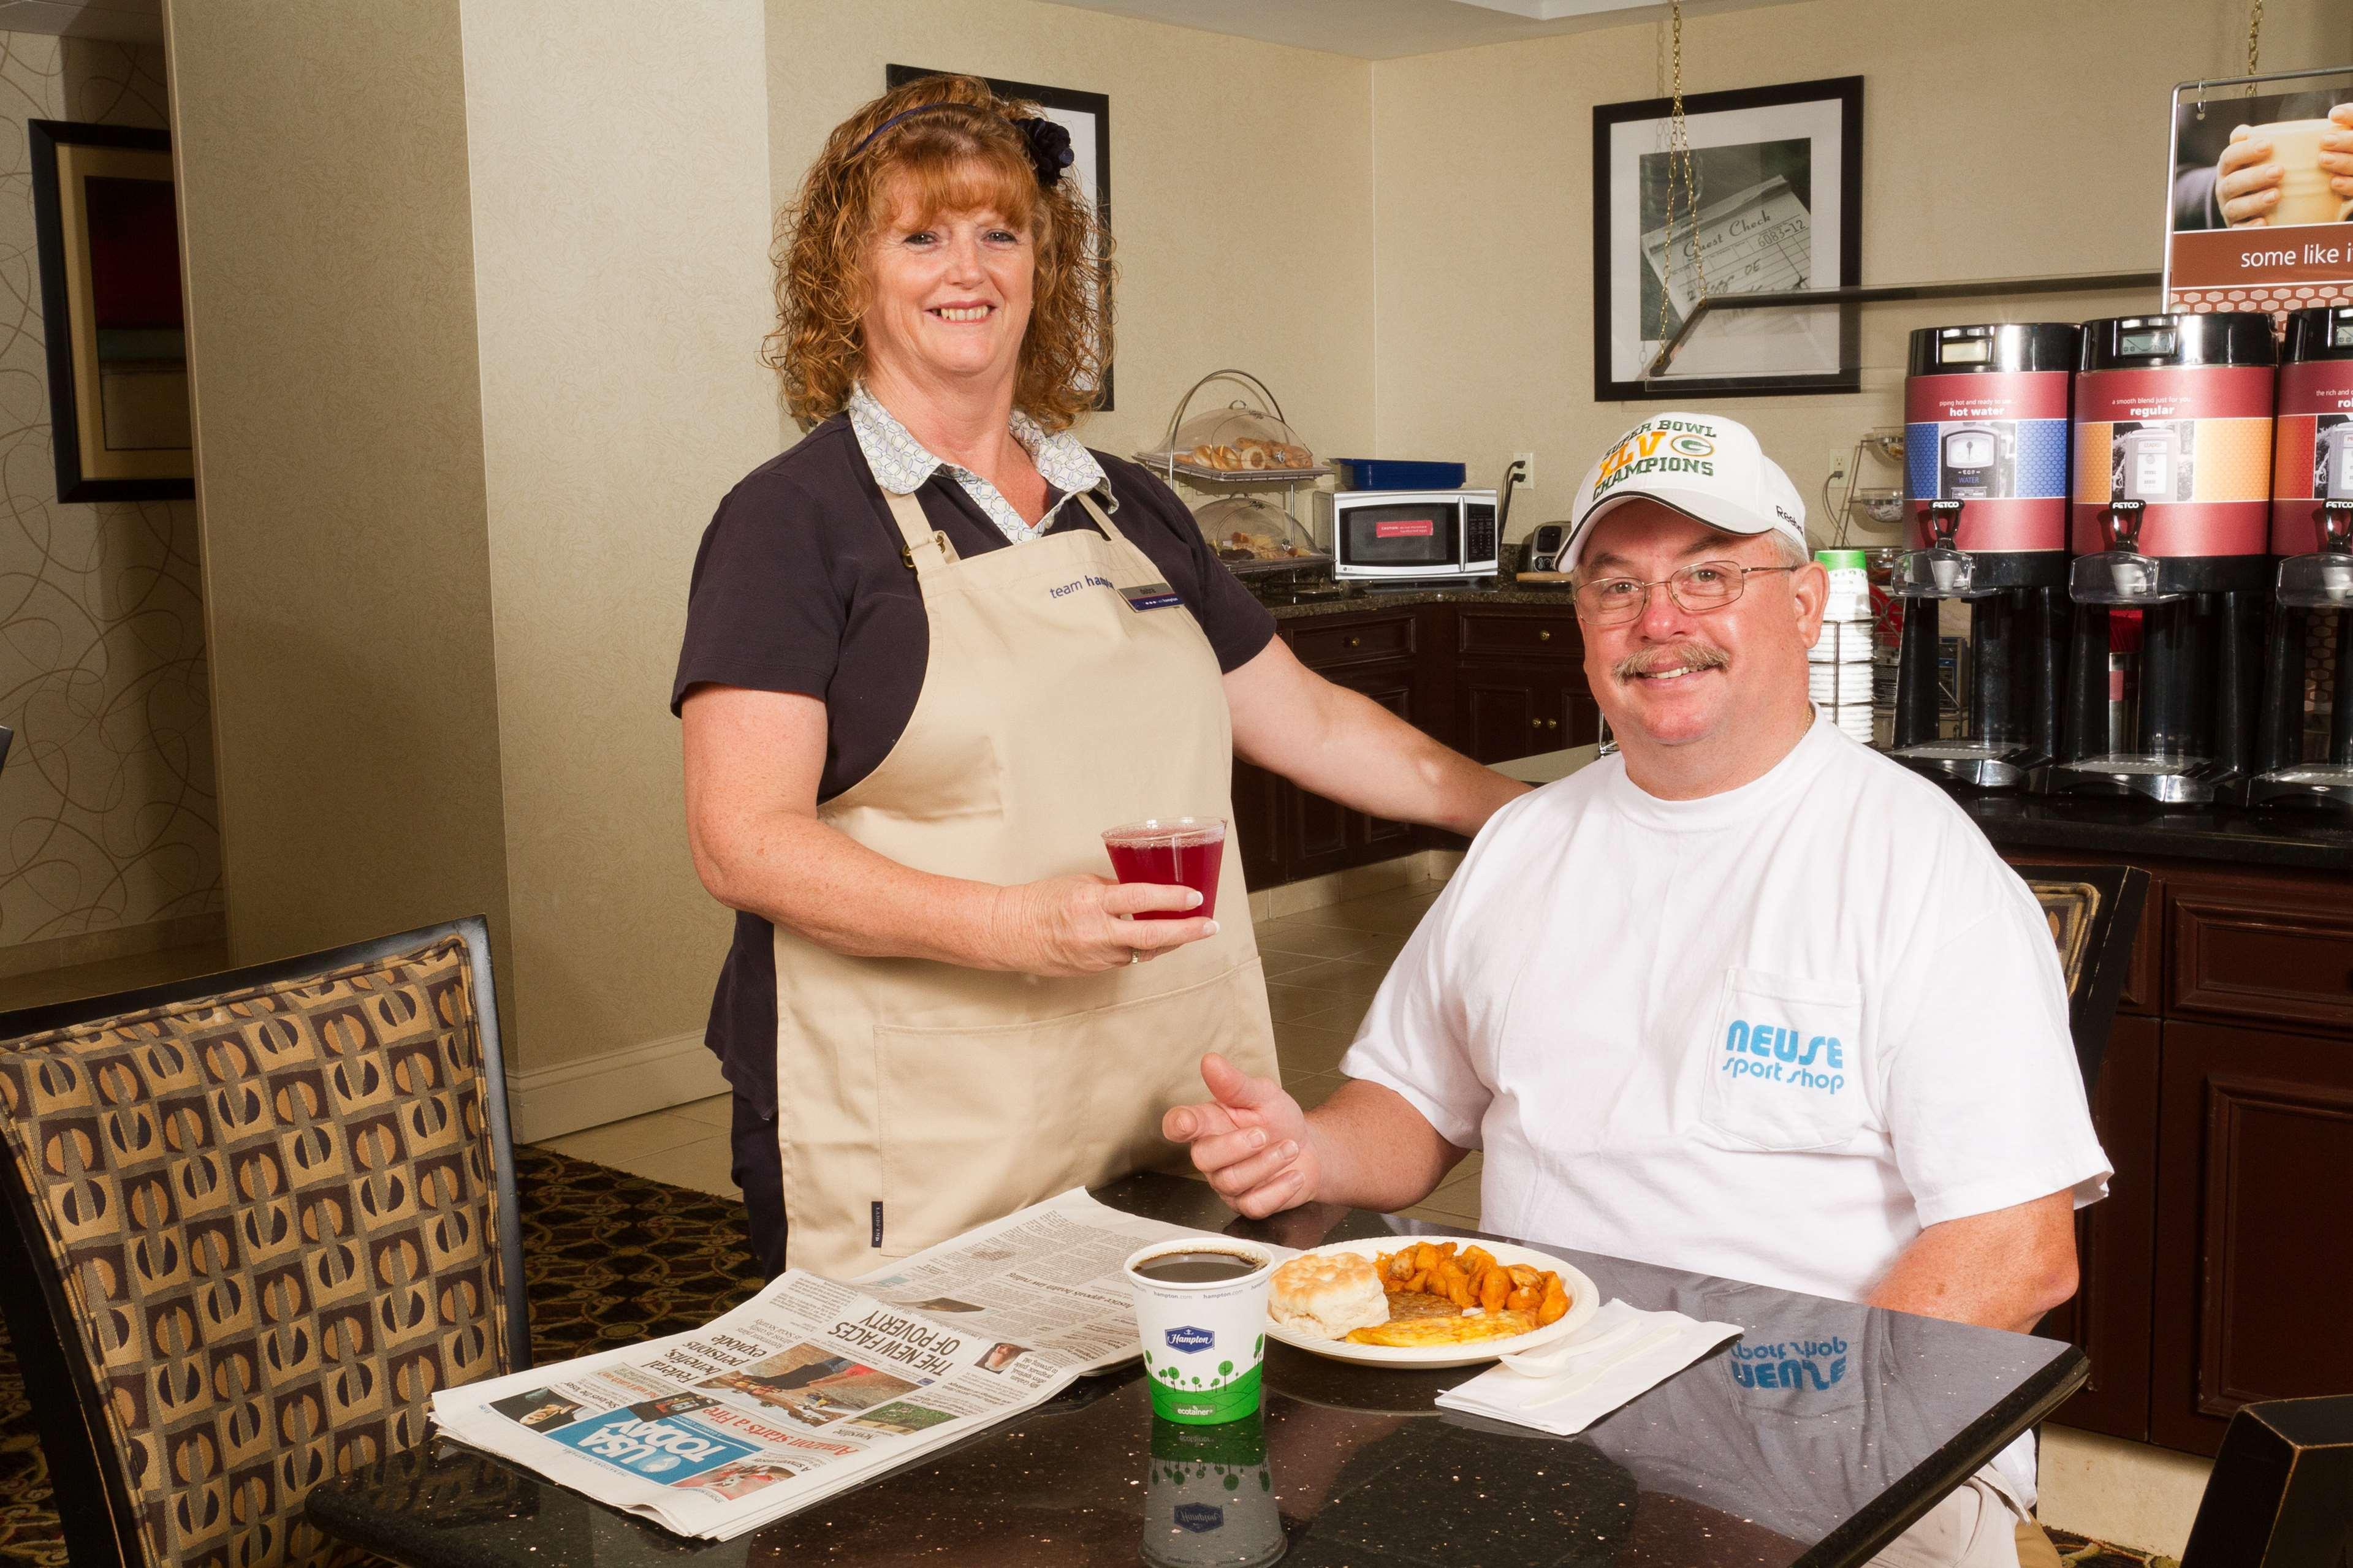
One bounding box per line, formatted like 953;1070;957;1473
431;1188;1269;1540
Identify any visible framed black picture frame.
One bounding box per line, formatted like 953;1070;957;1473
28;119;192;502
1592;75;1863;403
885;64;1113;411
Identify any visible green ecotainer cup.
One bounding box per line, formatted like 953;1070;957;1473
1814;548;1868;570
1123;1240;1275;1426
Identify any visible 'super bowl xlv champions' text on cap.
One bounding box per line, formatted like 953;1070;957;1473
1561;412;1809;570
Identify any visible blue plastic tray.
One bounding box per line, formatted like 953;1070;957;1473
1329;458;1468;491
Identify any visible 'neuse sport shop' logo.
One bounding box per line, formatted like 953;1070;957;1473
1724;1018;1846;1096
1593;420;1718;499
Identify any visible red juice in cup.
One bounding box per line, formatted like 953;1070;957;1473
1102;818;1226;921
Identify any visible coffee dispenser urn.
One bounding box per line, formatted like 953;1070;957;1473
2242;305;2353;811
1888;322;2078;789
2049;313;2276;805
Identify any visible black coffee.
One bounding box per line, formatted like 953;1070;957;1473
1135;1250;1259;1284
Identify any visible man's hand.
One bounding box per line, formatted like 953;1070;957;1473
2219;124;2285;227
1162;1053;1319;1217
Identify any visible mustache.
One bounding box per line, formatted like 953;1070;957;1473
1611;642;1730;682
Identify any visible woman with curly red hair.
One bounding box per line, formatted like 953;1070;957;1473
672;76;1524;1278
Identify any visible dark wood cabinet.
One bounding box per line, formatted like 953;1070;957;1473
2152;1017;2353;1455
2002;849;2353;1456
2165;869;2353;1034
1230;599;1592;890
1283;659;1427;884
1451;605;1591;765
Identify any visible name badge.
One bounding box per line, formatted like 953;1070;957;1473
1122;580;1183;612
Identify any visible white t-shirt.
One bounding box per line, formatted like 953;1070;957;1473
1342;713;2111;1506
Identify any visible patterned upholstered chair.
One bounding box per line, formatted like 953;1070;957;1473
0;917;531;1568
2016;863;2150;1095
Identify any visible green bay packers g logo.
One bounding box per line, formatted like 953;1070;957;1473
1669;434;1714;458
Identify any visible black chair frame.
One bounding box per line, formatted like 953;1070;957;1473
0;915;531;1568
2013;862;2150;1096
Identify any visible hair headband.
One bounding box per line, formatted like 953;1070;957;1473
852;102;1074;190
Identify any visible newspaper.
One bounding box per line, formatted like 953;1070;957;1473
431;1188;1266;1539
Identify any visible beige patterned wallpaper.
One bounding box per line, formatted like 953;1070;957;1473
0;35;220;949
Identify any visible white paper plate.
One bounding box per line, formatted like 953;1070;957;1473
1263;1237;1600;1369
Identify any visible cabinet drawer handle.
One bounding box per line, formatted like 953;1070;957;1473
1346;636;1361;648
1537;629;1553;642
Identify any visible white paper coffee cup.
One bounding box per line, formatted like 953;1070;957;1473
1125;1240;1275;1425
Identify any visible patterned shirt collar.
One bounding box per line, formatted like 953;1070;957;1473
846;383;1110;545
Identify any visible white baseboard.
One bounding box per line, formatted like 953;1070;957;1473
504;1029;729;1145
1244;847;1459;925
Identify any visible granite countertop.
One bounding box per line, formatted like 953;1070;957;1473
1254;578;1579;618
308;1173;2081;1568
1494;743;2353;873
1941;790;2353;874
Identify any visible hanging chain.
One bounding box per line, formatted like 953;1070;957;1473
1654;0;1706;348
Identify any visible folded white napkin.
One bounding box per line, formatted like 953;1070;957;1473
1434;1299;1743;1436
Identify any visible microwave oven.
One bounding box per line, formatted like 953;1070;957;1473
1317;488;1499;581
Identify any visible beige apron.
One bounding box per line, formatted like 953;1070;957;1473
772;484;1279;1278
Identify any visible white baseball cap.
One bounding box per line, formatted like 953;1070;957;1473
1561;412;1808;571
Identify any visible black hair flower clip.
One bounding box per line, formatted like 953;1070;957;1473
1016;116;1074;190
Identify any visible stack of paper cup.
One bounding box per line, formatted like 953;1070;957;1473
1811;549;1877;744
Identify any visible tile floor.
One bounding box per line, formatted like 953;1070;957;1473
530;876;1483;1225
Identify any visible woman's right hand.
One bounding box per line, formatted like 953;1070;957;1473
991;874;1218;975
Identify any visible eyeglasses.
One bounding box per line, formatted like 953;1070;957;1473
1572;561;1801;627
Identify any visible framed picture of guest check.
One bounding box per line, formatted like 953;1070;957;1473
1592;75;1864;403
885;64;1114;412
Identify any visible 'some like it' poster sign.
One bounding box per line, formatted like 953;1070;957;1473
2167;67;2353;317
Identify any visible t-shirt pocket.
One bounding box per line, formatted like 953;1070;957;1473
1697;967;1866;1153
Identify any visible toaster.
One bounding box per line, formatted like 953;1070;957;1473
1525;523;1570;574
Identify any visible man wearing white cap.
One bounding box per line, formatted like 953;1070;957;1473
1165;412;2109;1568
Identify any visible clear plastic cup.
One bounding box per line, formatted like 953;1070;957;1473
1102;818;1227;921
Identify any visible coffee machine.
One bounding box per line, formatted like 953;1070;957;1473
2242;305;2353;811
2048;313;2276;805
1888;323;2078;789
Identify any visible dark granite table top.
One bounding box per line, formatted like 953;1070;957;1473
309;1175;2084;1568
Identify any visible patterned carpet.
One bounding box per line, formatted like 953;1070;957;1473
0;1148;2175;1567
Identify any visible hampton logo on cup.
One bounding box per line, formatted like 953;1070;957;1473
1593;419;1719;500
1722;1017;1846;1096
1174;1503;1226;1534
1165;1325;1215;1354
